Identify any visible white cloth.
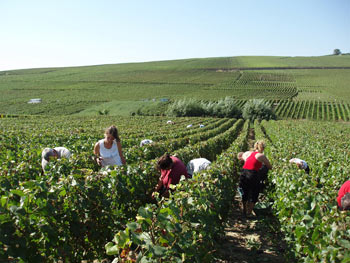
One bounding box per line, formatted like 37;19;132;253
186;124;193;128
199;124;205;128
140;139;153;147
289;158;308;169
54;147;71;159
186;158;211;176
99;139;122;167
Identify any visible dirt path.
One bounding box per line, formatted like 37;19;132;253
247;128;255;149
215;127;287;263
215;193;287;263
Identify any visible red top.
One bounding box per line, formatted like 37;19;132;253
161;156;188;189
337;180;350;207
243;152;262;171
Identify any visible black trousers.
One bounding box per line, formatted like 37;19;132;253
239;166;269;203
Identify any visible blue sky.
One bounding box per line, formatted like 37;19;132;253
1;0;349;71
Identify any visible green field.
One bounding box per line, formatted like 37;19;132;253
1;55;350;118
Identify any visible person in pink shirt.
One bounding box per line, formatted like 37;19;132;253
337;180;350;211
152;153;188;198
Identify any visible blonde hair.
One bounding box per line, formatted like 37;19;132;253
254;140;265;153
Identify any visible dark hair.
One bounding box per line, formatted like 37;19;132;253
105;125;120;142
341;193;350;211
157;153;173;170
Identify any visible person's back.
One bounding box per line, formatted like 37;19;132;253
54;147;71;159
238;140;271;217
186;158;211;178
289;158;309;173
41;147;71;172
161;156;188;188
140;139;153;147
243;152;263;171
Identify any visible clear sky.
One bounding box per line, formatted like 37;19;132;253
1;0;349;71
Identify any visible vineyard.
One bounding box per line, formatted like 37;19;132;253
1;115;349;262
273;100;350;121
254;120;350;262
0;115;246;262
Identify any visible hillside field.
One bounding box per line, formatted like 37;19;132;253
1;55;350;119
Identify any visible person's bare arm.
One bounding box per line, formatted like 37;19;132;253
117;141;126;165
256;153;272;169
94;142;102;166
152;179;164;198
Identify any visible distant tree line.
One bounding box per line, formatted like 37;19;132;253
165;97;276;121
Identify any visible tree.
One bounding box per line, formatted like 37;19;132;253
333;49;341;55
242;99;276;121
98;109;109;115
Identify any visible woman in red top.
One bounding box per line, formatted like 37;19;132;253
238;140;272;217
153;153;188;198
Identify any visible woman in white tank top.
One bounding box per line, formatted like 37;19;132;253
94;125;126;167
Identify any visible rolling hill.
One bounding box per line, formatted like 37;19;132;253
1;55;350;117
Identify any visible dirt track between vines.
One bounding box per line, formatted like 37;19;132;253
215;127;287;263
215;193;287;263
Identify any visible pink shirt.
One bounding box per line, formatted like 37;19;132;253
161;156;188;189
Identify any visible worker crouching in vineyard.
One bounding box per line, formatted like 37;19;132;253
237;140;272;217
186;157;211;178
94;125;126;167
289;158;310;174
152;153;188;198
41;147;71;173
337;180;350;211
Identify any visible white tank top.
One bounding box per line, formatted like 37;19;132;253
99;139;122;166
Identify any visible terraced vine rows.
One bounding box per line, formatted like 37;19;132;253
0;116;247;262
273;100;350;121
214;71;350;121
209;72;298;100
231;99;350;121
